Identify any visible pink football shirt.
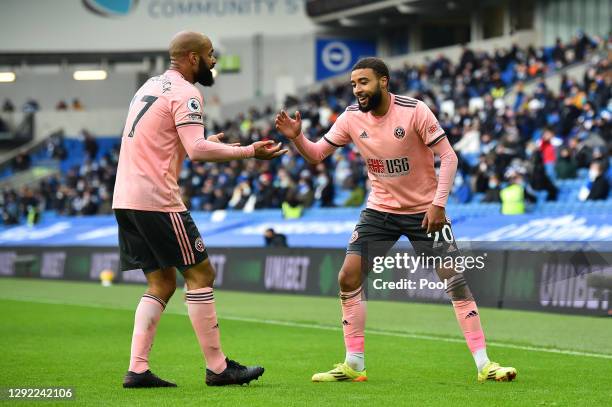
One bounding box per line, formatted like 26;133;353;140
326;94;446;214
113;70;205;212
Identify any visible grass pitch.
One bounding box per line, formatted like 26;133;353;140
0;278;610;406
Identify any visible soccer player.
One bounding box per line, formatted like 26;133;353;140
275;57;517;383
114;31;286;388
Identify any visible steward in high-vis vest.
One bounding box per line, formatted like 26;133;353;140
500;184;525;214
500;174;530;215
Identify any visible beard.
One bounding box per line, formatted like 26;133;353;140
196;58;214;87
357;85;382;112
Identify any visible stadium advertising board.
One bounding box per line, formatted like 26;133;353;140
1;246;609;316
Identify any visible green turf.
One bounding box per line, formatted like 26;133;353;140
0;278;610;406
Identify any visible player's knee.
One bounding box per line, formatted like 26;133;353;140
184;259;215;288
338;267;362;292
149;280;176;302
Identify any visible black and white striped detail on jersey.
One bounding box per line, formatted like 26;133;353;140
176;121;204;128
426;134;446;147
143;293;167;310
394;95;418;108
323;136;346;148
185;291;215;303
346;104;360;111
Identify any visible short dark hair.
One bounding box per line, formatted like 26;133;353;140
351;57;390;80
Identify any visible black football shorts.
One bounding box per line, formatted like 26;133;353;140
114;209;208;273
346;208;458;258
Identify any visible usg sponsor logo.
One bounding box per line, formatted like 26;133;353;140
366;157;410;177
83;0;139;17
41;252;66;279
264;256;309;291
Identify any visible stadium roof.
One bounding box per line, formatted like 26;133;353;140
306;0;469;25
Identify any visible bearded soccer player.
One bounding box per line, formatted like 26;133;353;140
275;58;517;383
114;31;286;388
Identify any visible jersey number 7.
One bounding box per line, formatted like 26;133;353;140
128;95;159;137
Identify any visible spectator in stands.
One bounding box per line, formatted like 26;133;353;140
254;173;279;209
295;170;314;208
573;30;594;61
46;131;67;161
281;192;303;219
72;189;99;215
3;31;609;220
472;156;491;193
452;173;472;204
264;228;288;248
586;160;610;201
482;174;501;203
453;120;481;159
551;38;567;67
314;163;335;207
12;151;31;172
211;189;229;211
72;98;84;110
500;172;536;215
82;130;99;160
228;180;252;210
529;153;558;201
2;99;15;113
555;147;578;179
26;204;40;226
56;100;68;110
1;189;20;225
537;127;560;180
22;98;40;113
343;176;366;207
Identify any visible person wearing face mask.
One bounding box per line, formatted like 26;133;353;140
114;31;286;389
482;174;501;203
586;160;610;201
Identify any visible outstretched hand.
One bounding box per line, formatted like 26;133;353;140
207;132;240;146
252;140;288;160
274;110;302;140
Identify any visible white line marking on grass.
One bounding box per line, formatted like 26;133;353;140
2;296;612;361
221;315;612;360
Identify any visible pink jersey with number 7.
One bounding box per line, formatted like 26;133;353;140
113;70;205;212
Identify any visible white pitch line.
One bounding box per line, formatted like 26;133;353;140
220;315;612;360
2;296;612;361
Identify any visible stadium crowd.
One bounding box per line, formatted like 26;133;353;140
1;31;610;224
